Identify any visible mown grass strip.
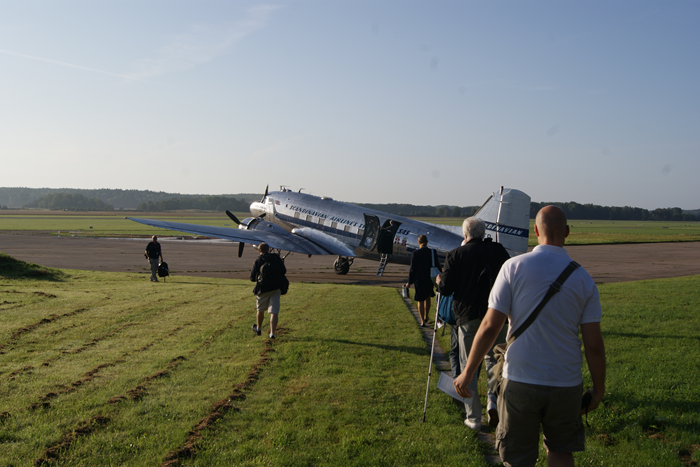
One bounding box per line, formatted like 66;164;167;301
3;212;700;245
1;259;699;466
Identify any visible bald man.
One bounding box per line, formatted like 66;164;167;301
454;206;606;467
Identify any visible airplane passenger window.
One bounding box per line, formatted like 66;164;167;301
294;212;300;219
318;219;325;226
344;225;351;232
306;215;312;222
331;222;337;229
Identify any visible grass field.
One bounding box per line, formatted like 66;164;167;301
414;218;700;246
0;211;249;238
3;211;699;245
1;254;698;466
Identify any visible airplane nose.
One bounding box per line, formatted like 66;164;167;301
250;202;265;217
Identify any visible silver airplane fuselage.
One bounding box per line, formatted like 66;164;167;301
127;187;531;275
249;189;463;265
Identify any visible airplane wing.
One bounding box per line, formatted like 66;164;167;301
126;217;354;256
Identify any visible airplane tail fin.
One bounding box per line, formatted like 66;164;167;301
475;187;531;256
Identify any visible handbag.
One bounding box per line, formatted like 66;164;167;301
430;249;440;285
487;261;580;397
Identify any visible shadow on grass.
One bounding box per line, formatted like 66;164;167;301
604;330;699;342
0;253;65;281
288;336;428;357
594;391;700;437
603;331;700;350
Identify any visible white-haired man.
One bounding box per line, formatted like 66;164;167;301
436;217;510;430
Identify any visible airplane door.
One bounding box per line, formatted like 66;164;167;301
360;215;381;252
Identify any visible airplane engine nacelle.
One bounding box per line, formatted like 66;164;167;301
238;217;257;229
241;218;291;237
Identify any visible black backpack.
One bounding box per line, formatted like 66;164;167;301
256;256;289;295
158;262;169;278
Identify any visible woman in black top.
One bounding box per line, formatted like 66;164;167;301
406;235;439;327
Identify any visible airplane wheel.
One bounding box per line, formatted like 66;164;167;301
334;258;350;275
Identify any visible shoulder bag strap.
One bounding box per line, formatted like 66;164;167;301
506;261;581;346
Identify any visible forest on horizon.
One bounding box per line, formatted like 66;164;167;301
1;187;698;221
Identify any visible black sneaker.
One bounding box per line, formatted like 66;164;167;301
269;333;275;339
252;324;261;336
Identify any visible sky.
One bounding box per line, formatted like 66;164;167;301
1;1;698;210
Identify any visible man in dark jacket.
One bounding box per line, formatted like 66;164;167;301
250;242;287;339
145;236;163;282
436;217;510;430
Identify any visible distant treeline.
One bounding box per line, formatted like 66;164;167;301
0;187;261;210
2;187;698;221
355;203;480;218
356;201;699;221
136;196;249;212
530;202;698;221
24;193;114;211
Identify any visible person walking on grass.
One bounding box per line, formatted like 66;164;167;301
436;217;510;430
250;242;286;339
454;206;606;467
145;236;163;282
406;234;439;327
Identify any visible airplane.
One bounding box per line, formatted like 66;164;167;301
127;186;531;275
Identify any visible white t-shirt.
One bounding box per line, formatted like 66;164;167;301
489;244;602;387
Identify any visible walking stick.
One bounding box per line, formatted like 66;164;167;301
422;293;443;422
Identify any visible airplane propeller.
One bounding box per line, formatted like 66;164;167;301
225;210;241;225
227;186;270;258
225;210;246;258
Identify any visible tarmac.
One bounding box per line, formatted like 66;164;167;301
2;231;700;285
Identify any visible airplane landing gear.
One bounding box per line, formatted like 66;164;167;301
334;256;353;275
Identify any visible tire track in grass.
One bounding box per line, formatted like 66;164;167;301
8;290;217;378
0;290;57;312
33;415;111;466
32;315;249;464
159;335;278;466
25;325;191;411
0;308;88;356
107;355;188;404
32;354;190;464
11;290;240;409
107;316;240;404
0;324;190;418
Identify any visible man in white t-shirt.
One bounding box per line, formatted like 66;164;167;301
454;205;606;467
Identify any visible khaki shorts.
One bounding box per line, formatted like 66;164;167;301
496;379;584;467
256;290;281;315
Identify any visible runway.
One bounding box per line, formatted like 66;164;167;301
1;231;699;285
